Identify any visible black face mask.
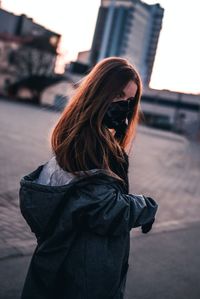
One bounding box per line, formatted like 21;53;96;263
103;97;137;141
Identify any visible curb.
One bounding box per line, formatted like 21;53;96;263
0;242;36;260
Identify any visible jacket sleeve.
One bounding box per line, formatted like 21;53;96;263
75;181;158;236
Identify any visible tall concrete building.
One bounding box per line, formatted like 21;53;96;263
90;0;164;86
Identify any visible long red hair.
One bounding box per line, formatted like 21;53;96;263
51;57;143;183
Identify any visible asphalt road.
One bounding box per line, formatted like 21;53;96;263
0;223;200;299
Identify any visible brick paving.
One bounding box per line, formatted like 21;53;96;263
0;98;200;259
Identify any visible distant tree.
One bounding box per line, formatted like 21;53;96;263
9;35;59;79
6;35;62;103
9;46;56;79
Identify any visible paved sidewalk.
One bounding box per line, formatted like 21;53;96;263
0;199;36;259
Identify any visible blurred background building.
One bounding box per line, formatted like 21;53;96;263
0;8;62;102
68;0;199;138
0;2;199;139
90;0;164;86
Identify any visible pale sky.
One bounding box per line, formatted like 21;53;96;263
2;0;200;94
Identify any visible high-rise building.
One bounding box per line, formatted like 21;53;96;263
90;0;164;86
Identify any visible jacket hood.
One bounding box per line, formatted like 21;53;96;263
19;156;123;241
34;156;106;187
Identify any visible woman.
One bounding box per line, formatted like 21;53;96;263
19;57;158;299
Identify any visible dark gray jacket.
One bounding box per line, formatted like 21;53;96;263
19;156;158;299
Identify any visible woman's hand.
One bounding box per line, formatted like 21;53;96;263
141;217;155;234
